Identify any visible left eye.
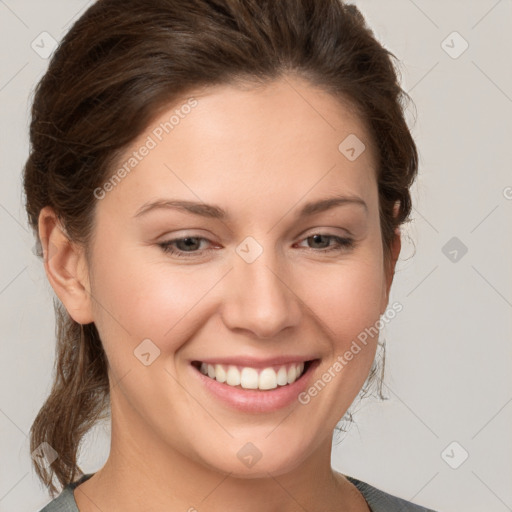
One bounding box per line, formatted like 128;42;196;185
158;234;355;258
296;234;355;252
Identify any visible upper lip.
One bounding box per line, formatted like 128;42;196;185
192;355;319;369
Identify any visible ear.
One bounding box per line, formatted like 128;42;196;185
380;202;402;315
38;206;94;324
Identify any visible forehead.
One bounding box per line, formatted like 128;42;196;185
102;75;378;218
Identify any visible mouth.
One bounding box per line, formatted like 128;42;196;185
191;359;315;391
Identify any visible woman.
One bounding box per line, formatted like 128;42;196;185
24;0;437;510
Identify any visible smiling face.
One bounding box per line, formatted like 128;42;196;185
75;74;399;478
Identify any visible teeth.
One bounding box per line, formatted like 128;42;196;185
240;368;259;389
226;365;241;386
214;364;227;383
259;368;277;390
198;362;306;390
287;365;297;384
276;366;288;386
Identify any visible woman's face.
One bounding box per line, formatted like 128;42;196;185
81;75;398;477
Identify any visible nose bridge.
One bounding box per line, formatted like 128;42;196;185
222;237;301;338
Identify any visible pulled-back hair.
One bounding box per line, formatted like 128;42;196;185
23;0;418;497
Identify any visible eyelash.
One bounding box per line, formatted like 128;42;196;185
157;234;355;258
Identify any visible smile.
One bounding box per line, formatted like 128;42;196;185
192;361;310;390
190;357;320;413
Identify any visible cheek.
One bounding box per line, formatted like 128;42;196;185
88;237;216;356
287;258;385;433
299;257;385;344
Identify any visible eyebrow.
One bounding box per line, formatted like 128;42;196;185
133;194;368;220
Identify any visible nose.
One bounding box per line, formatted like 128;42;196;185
220;249;302;339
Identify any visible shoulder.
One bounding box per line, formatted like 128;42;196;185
344;475;439;512
37;474;94;512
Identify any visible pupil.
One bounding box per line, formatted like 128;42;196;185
312;234;327;248
181;237;199;250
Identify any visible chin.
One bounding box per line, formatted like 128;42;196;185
195;438;312;479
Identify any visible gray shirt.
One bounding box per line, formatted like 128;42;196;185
38;473;438;511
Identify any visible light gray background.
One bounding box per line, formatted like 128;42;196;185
1;1;511;511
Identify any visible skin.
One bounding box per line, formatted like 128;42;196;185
40;73;400;512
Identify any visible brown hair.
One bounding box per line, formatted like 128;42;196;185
23;0;418;497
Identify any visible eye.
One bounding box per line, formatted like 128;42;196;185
158;236;212;258
157;233;355;258
295;234;355;253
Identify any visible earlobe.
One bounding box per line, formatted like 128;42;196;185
38;206;94;324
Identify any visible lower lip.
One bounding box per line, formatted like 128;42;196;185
192;360;320;413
